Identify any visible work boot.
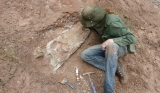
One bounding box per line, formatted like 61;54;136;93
116;61;127;84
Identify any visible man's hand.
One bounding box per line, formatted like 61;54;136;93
101;39;114;50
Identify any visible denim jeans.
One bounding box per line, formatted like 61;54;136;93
81;43;128;93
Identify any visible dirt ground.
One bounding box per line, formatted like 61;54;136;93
0;0;160;93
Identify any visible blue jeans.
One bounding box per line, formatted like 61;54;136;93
81;43;128;93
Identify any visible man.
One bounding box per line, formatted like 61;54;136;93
80;5;136;93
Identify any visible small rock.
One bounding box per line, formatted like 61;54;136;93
34;47;44;58
83;90;86;92
140;27;145;30
123;15;128;19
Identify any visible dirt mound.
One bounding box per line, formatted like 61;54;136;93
0;0;160;93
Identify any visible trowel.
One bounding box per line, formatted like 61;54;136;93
58;77;76;90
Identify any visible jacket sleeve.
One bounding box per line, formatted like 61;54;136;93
109;21;136;46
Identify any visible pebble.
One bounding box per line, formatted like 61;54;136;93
33;47;44;58
140;27;145;30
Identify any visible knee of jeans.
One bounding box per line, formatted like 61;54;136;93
106;43;118;56
81;50;88;60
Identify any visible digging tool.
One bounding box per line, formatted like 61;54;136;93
83;72;97;93
76;67;80;82
58;76;76;90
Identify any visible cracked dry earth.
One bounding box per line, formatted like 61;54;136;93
0;0;160;93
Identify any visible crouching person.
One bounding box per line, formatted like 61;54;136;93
80;5;136;93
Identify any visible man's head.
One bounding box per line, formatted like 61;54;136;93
80;5;106;27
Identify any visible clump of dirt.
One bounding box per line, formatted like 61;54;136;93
0;0;160;93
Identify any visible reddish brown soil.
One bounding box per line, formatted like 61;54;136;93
0;0;160;93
